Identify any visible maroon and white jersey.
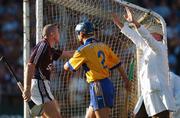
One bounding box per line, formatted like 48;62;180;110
29;40;62;80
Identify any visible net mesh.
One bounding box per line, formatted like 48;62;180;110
39;0;165;117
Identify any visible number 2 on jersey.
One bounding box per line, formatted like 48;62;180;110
98;50;107;68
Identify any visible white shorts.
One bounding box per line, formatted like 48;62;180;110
31;79;54;105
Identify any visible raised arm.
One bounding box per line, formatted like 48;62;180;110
112;13;146;49
112;13;124;29
136;26;166;53
124;6;165;52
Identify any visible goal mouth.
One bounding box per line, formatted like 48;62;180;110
32;0;168;117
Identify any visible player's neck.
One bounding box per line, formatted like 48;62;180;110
46;38;54;47
83;36;95;44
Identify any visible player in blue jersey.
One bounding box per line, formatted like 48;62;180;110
64;21;130;118
23;24;74;118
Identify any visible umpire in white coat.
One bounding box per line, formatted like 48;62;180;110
112;7;176;118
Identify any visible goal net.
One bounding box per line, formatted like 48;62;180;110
31;0;166;117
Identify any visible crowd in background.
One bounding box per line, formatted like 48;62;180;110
0;0;23;115
0;0;179;115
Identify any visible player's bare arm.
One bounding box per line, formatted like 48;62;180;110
23;63;35;102
61;50;75;58
117;66;130;91
63;62;69;71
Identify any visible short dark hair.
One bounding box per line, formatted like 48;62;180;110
42;23;59;38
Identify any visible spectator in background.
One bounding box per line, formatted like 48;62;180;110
153;0;171;19
0;0;23;114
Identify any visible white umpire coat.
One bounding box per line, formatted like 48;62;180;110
170;72;180;118
121;23;176;116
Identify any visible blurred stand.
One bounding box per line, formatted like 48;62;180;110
0;0;23;116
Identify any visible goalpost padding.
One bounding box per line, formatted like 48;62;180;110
33;0;167;117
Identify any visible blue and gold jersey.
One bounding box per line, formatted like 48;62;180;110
67;38;121;83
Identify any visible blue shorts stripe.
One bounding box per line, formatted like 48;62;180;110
89;78;115;110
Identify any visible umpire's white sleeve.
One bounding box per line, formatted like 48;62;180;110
121;23;146;49
137;25;167;53
170;72;180;118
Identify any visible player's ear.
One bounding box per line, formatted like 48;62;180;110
50;32;55;38
79;32;84;38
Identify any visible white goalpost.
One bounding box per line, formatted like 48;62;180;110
24;0;167;117
23;0;30;118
